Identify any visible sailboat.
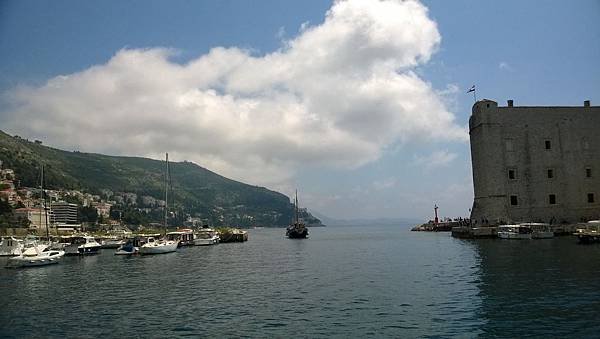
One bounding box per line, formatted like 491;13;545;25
139;153;178;255
7;164;65;267
286;190;309;239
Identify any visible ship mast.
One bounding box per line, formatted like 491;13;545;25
164;153;169;237
295;190;299;225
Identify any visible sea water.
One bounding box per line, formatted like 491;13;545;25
1;225;599;338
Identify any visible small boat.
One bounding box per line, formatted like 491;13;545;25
167;229;195;247
286;190;309;239
100;237;125;249
139;153;178;255
0;236;23;256
497;224;532;239
139;237;178;254
63;236;102;255
193;228;220;246
115;240;139;255
524;223;554;239
576;220;600;244
6;241;65;268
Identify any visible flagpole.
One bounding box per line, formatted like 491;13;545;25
467;85;477;103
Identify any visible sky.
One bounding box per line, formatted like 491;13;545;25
1;0;599;221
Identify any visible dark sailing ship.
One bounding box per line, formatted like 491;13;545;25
286;191;309;239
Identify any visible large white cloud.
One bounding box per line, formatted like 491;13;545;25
1;0;466;186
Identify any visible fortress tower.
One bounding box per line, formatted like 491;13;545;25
469;99;600;226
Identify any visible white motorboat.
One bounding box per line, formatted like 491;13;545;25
139;237;178;254
6;242;65;268
524;223;554;239
21;236;50;255
63;235;102;255
167;229;195;247
497;224;532;239
0;237;23;256
193;228;220;246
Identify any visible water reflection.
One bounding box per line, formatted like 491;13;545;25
471;237;600;337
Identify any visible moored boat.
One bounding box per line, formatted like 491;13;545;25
100;237;125;249
115;240;139;255
497;224;532;239
21;235;50;255
193;228;219;246
62;235;102;255
0;236;23;256
6;241;65;268
575;220;600;244
167;229;195;247
286;190;308;239
138;153;178;255
524;223;554;239
139;237;178;254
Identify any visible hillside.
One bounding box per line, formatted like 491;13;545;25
0;130;294;227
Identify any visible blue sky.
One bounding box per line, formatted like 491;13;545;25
1;0;599;220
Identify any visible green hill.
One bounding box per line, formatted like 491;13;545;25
0;130;293;227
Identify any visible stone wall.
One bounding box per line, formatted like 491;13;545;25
469;99;600;226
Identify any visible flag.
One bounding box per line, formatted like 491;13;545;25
467;85;475;93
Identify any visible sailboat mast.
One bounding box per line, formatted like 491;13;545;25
295;190;299;225
164;153;169;236
40;164;43;237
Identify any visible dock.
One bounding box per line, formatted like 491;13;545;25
451;224;581;239
217;228;248;243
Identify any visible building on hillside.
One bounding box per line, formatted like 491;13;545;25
50;201;79;224
469;99;600;226
123;193;137;205
141;195;157;207
1;169;15;180
92;202;112;218
14;207;54;230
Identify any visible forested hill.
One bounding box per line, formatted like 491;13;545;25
0;130;294;227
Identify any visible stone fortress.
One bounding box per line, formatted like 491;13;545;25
469;99;599;226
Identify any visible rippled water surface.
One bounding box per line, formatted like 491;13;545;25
1;225;600;338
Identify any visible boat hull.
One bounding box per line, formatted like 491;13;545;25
532;231;554;239
286;227;309;239
193;236;219;246
139;241;178;255
6;251;65;268
115;247;139;255
498;232;531;240
578;234;600;244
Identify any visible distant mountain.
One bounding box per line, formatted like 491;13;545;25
0;130;294;227
311;211;421;228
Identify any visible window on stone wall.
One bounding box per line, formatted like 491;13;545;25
505;139;514;152
547;169;554;179
582;138;590;150
508;169;517;180
545;140;552;150
549;194;556;205
510;195;518;206
588;193;595;203
586;167;592;178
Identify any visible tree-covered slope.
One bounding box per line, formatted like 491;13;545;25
0;131;292;226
